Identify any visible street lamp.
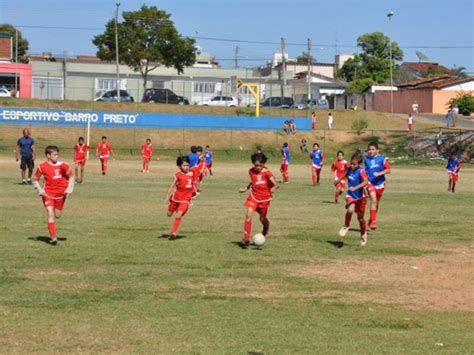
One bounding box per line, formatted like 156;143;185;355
387;11;394;116
115;2;121;103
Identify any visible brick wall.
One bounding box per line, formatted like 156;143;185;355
0;37;12;60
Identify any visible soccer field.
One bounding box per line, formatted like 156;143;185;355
0;156;473;353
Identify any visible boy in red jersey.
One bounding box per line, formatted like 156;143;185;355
331;150;349;203
238;152;279;248
165;156;194;240
32;146;74;245
141;138;154;173
95;136;114;175
335;150;369;246
73;137;90;183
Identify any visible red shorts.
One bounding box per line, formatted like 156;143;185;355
336;178;347;191
75;159;86;166
206;163;212;169
312;166;322;174
168;200;190;215
42;195;66;211
448;172;459;182
345;197;367;215
142;156;151;163
280;163;288;172
367;184;385;200
244;196;270;218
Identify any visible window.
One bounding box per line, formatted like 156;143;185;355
95;78;127;93
211;96;221;101
193;82;216;94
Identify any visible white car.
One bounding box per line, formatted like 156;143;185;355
0;88;12;97
200;95;238;107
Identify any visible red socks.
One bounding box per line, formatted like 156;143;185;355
370;209;377;223
171;217;181;234
312;175;316;185
360;219;367;235
244;220;252;241
344;212;352;227
262;218;270;236
101;164;107;173
335;191;340;200
48;222;57;237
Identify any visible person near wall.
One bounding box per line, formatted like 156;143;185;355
16;128;36;185
452;105;459;127
407;113;414;132
311;112;317;130
445;110;453;127
412;101;419;114
327;113;334;130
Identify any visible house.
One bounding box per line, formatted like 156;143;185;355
373;75;474;114
291;72;347;104
399;62;451;80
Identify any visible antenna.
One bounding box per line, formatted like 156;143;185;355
415;50;430;62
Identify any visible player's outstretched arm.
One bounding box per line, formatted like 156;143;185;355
65;177;75;196
239;182;251;193
165;177;177;202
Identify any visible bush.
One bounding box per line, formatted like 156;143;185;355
351;118;369;135
448;92;474;115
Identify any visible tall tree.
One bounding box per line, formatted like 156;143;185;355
338;32;403;92
92;5;196;91
295;51;316;65
0;24;29;63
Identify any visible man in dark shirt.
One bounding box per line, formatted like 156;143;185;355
16;128;36;184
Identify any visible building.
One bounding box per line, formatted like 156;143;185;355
399;62;451;80
373;75;474;114
291;72;347;103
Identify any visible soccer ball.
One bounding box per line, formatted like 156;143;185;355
252;233;266;247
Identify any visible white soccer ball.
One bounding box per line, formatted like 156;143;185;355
252;233;266;247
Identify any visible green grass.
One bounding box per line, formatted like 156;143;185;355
0;157;473;353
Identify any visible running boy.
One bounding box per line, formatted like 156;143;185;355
310;143;325;186
238;153;279;248
336;150;369;246
331;150;349;203
32;146;75;245
364;142;391;230
204;145;214;176
280;142;291;183
141;138;154;173
96;136;114;175
446;151;462;192
73;137;90;183
165;156;194;240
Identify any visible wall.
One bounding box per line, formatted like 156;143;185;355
432;90;474;114
0;62;32;98
373;89;433;113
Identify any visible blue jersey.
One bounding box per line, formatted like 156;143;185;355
188;153;200;168
364;154;389;188
310;150;324;168
17;136;35;157
282;147;291;164
346;167;367;200
205;150;213;164
446;158;461;173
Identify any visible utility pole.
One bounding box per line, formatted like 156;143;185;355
234;46;239;69
14;29;18;97
115;2;121;103
387;11;394;116
307;38;312;100
280;37;286;102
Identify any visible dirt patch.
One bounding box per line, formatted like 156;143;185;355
288;245;474;311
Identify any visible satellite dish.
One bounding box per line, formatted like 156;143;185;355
415;50;430;62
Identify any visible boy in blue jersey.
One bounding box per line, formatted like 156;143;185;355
336;150;369;246
446;151;462;192
309;143;325;186
188;146;200;168
364;142;391;230
280;142;291;183
204;145;214;176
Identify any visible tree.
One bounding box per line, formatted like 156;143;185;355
448;92;474;115
451;66;468;78
0;24;29;63
295;51;317;65
92;5;196;91
337;32;403;92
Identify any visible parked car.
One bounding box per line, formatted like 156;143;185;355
199;95;238;107
95;90;134;102
261;97;294;108
296;98;329;110
142;88;189;105
0;88;12;97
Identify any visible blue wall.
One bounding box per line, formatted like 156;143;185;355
0;107;311;131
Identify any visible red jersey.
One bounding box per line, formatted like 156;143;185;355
171;171;194;203
191;159;206;182
34;161;73;199
331;160;349;179
96;142;112;158
249;167;275;202
74;143;90;161
141;143;154;158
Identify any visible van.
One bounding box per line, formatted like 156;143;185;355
142;88;189;105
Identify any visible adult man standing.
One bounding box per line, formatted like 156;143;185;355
16;128;36;184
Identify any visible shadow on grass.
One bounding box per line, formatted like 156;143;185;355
231;241;264;251
28;236;67;244
327;240;345;248
159;234;187;240
322;200;338;204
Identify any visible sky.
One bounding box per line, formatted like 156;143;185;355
1;0;473;72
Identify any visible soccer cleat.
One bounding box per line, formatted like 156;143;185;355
102;172;106;176
27;179;32;185
368;220;377;230
360;233;368;246
49;238;58;246
339;226;349;237
168;233;177;241
238;240;250;249
334;198;339;204
21;180;27;185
